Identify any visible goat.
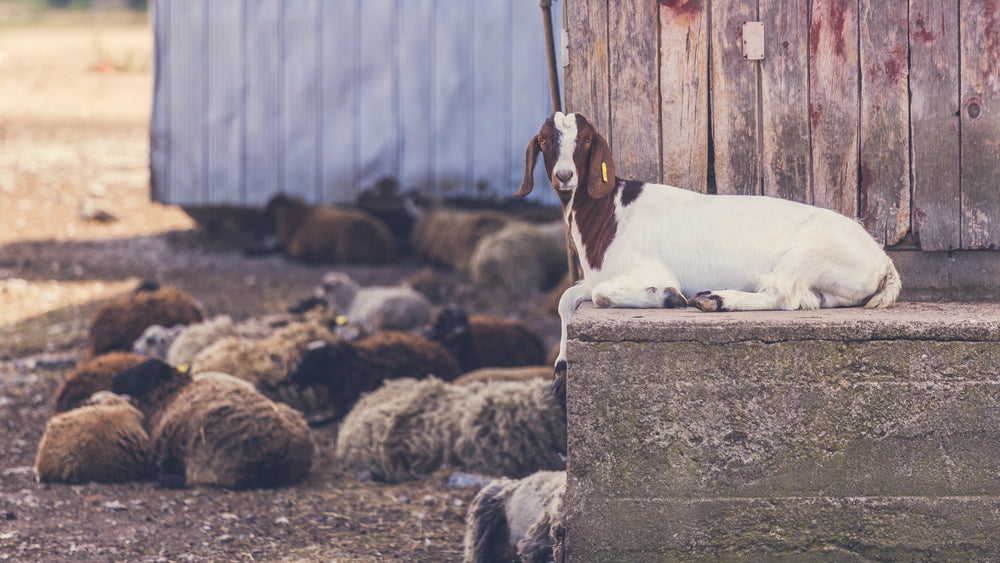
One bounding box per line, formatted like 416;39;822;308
517;112;902;398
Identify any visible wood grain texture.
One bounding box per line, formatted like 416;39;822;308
960;0;1000;249
609;0;660;182
859;0;910;245
760;0;810;203
808;0;858;216
910;0;960;250
659;0;709;193
563;0;610;138
711;0;760;195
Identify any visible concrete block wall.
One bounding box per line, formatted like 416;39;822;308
564;303;1000;561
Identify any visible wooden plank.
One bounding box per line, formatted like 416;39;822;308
711;0;759;195
609;0;659;183
166;1;206;205
149;0;170;202
319;0;359;203
859;0;910;245
563;0;610;136
909;0;960;251
433;0;473;197
809;0;859;217
759;0;810;203
960;0;1000;249
282;0;320;201
472;0;508;196
205;1;243;205
244;0;282;207
397;0;434;192
659;0;709;193
356;0;398;199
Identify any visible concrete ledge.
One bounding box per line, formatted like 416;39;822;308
565;303;1000;561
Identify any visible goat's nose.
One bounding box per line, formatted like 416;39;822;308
555;170;574;182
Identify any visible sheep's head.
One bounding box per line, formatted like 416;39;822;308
515;112;615;204
289;340;355;387
422;305;475;371
320;272;361;313
111;358;182;400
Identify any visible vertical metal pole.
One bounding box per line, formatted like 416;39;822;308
540;0;562;113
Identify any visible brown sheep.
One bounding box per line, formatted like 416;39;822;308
335;377;565;483
265;193;395;264
35;391;150;484
288;331;462;420
411;206;511;271
423;306;546;373
52;351;147;414
111;359;314;490
87;282;203;357
463;470;566;563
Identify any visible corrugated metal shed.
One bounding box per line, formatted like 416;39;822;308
150;0;562;208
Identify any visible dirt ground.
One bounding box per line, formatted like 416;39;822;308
0;8;561;562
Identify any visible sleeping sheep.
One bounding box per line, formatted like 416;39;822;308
132;323;187;360
451;366;552;386
335;376;566;483
111;359;314;489
87;282;203;357
165;314;236;367
411;206;511;271
265;193;396;264
317;271;433;336
423;306;546;373
52;351;147;414
287;331;462;421
469;220;567;291
463;470;566;563
35;391;150;484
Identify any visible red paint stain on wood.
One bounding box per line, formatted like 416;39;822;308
985;0;1000;81
912;12;934;43
810;103;823;129
658;0;702;18
810;2;849;58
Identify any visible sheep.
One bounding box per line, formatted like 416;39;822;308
317;271;433;336
516;111;901;397
469;220;568;291
189;320;338;413
287;331;462;421
111;359;314;489
87;282;203;357
35;391;150;484
452;366;552;386
463;470;566;563
132;323;186;360
264;192;396;264
411;206;511;271
423;306;546;373
335;377;565;483
52;351;147;414
165;314;236;367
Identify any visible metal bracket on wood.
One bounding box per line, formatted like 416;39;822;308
742;21;764;61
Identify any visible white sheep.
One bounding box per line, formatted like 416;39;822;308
164;314;236;367
516;111;902;396
132;323;186;360
318;271;433;336
463;470;566;563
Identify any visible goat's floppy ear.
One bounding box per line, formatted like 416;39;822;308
514;135;540;198
586;132;615;199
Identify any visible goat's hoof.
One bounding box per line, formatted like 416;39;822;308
662;287;688;308
552;360;567;407
692;291;725;312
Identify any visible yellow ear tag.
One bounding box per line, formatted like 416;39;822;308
334;315;349;326
602;162;608;183
177;364;190;374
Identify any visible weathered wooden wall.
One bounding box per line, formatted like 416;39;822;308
151;0;561;208
564;0;1000;251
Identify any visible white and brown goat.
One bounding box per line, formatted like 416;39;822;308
516;112;901;397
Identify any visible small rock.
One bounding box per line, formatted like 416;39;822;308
215;534;235;544
102;500;127;512
448;471;493;489
396;496;410;504
3;511;15;520
274;516;290;525
79;197;118;223
422;494;435;506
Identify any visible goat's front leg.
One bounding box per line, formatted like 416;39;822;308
590;270;688;309
553;283;592;403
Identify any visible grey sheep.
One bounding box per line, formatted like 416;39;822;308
463;470;566;563
35;391;150;484
165;314;236;367
335;377;565;483
111;359;314;489
318;271;432;336
469;220;567;291
132;323;187;360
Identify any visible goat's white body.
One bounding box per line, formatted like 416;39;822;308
555;182;900;363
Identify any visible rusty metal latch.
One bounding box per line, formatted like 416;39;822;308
743;21;764;60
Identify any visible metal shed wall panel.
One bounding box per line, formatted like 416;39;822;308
151;0;561;207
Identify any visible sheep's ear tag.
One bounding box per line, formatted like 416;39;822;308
177;364;190;374
334;315;349;326
602;162;608;183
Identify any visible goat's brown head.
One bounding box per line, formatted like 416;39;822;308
515;112;615;203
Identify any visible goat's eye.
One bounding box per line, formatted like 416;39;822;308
539;139;546;146
584;138;592;145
